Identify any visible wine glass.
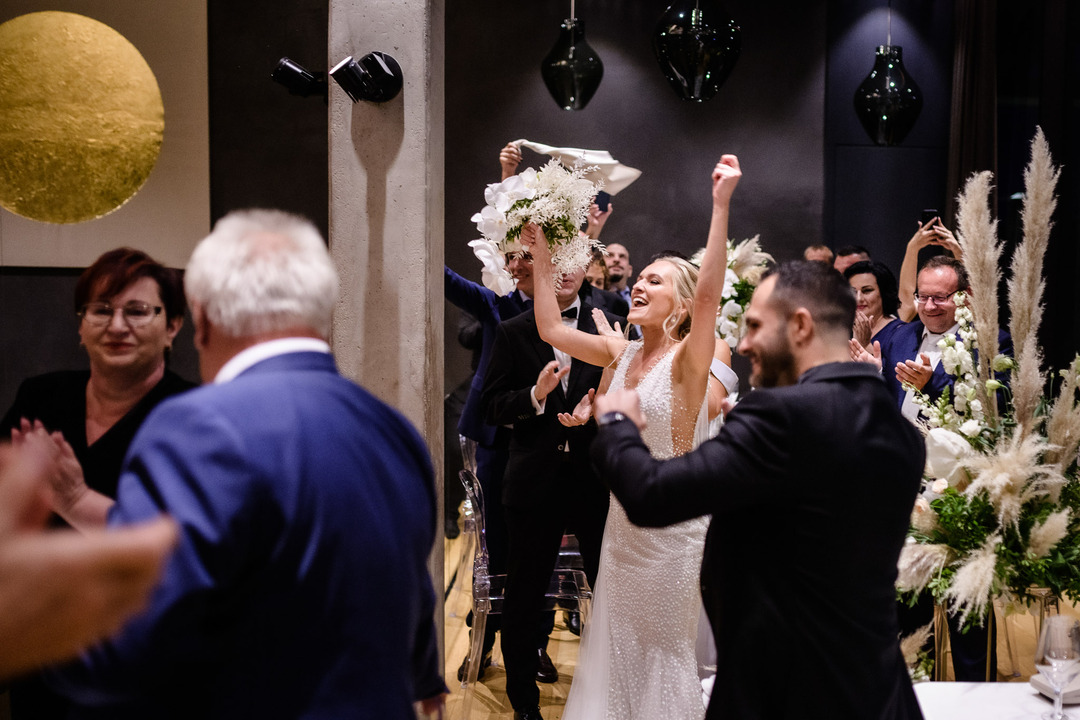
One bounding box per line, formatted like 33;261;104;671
1034;615;1080;720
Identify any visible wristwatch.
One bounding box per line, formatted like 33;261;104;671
597;411;629;427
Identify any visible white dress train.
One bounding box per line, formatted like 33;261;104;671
563;341;711;720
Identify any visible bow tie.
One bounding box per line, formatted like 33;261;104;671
561;307;578;320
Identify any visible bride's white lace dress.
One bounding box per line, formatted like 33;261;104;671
563;340;711;720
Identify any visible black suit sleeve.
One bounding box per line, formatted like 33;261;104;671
480;322;539;426
591;390;791;527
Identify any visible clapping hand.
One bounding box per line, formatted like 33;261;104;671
559;388;595;427
853;310;873;348
535;360;569;402
850;338;882;370
592;307;624;339
896;353;933;391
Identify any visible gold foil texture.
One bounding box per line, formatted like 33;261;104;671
0;11;164;224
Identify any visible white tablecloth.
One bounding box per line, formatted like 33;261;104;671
915;681;1057;719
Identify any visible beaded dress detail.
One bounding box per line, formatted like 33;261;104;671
563;340;710;720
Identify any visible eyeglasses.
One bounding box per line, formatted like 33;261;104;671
504;251;533;263
913;291;957;307
79;301;163;327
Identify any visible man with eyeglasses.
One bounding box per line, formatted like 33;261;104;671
878;255;1011;423
877;254;1011;682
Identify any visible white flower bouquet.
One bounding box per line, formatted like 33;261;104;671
469;159;603;294
691;236;773;348
896;130;1080;637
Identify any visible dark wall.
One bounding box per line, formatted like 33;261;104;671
0;0;327;412
444;0;829;388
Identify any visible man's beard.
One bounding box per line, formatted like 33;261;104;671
749;332;798;388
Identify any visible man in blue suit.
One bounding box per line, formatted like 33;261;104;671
879;255;1012;423
48;210;446;719
879;255;1009;681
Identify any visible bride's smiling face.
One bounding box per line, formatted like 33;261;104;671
628;260;686;329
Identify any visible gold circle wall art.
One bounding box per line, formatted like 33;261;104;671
0;11;164;224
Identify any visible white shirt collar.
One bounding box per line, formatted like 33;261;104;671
922;322;960;341
214;337;331;384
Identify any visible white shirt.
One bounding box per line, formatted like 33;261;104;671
530;297;581;415
900;322;959;422
214;337;331;384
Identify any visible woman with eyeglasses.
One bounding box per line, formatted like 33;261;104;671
2;247;195;518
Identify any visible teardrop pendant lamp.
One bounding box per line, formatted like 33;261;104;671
652;0;741;102
853;1;923;146
540;0;603;111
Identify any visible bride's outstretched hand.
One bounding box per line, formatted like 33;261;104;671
712;155;741;207
558;388;595;427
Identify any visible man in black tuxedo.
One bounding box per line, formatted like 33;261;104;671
593;261;925;720
481;268;616;720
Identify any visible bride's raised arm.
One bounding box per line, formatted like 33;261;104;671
520;223;626;368
674;155;742;385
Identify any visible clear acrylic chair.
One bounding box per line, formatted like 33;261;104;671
454;439;593;720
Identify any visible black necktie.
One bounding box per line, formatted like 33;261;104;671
561;307;578;319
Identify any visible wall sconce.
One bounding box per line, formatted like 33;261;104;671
852;1;922;146
271;57;327;100
653;0;741;102
330;52;403;103
272;52;403;104
540;1;603;111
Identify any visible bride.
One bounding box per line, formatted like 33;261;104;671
521;155;741;719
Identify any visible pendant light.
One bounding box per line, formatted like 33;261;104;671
853;2;923;146
652;0;741;102
540;0;603;111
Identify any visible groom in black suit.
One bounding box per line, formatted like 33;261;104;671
481;267;616;720
593;261;925;720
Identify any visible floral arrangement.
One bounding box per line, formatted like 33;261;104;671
896;129;1080;636
469;158;603;294
691;236;773;349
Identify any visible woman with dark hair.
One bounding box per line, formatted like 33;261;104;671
844;260;902;350
1;248;194;720
3;248;195;509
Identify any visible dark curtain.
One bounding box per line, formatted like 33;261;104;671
945;0;997;226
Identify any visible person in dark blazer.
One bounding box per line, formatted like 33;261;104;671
591;262;925;720
481;268;617;720
47;210;445;720
876;255;1009;680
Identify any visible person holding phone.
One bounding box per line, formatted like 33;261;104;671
897;211;963;322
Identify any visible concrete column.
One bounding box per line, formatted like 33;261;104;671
328;0;446;662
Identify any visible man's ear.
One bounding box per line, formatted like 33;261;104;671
191;303;210;351
788;307;815;346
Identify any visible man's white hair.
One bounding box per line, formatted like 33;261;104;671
185;209;339;338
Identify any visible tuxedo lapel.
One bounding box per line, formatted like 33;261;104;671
523;313;564;406
565;302;598;401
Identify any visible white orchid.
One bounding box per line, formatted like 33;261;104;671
471;205;508;244
925;427;973;488
468;239;517;295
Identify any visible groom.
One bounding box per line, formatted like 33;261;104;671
592;261;925;720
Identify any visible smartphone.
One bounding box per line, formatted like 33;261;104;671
595;191;611;213
921;209;940;226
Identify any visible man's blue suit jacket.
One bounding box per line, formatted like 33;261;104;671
52;351;444;719
444;267;529;445
879;319;1013;408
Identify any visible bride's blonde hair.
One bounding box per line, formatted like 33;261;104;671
653;256;698;341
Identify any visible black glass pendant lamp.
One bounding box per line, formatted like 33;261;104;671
652;0;741;102
541;2;603;111
853;3;922;146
